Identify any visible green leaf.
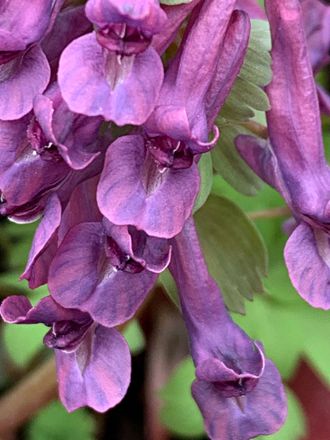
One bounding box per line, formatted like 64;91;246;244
212;125;263;196
258;388;306;440
193;152;213;213
123;320;145;355
160;0;192;4
194;194;267;313
3;322;45;367
230;77;270;112
27;401;96;440
159;269;180;308
160;357;204;438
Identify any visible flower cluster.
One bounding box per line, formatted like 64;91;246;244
1;0;327;438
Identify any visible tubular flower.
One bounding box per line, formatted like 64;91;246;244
97;0;251;238
169;219;287;440
237;0;330;308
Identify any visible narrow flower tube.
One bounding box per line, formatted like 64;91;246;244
169;219;286;440
237;0;330;309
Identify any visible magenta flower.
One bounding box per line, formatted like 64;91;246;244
58;0;167;125
0;295;131;412
237;0;330;309
169;219;287;440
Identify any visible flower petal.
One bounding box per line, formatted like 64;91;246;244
58;33;163;125
56;326;131;412
97;135;200;238
49;222;157;327
285;222;330;309
192;359;287;440
0;46;50;120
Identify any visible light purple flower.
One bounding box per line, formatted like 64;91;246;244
237;0;330;309
0;295;131;412
0;0;66;120
97;1;250;238
48;219;170;327
169;219;287;440
58;0;167;125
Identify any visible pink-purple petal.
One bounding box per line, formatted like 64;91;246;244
56;326;131;412
284;222;330;309
58;33;163;125
97;135;200;238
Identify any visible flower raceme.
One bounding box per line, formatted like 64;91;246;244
1;0;321;438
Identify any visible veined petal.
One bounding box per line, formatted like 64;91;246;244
285;222;330;309
49;222;157;327
205;10;250;128
56;326;131;412
58;33;163;125
0;46;50;120
97;135;200;238
21;194;61;288
192;359;286;440
265;0;326;177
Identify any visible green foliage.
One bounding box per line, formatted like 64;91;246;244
193;152;213;213
160;357;204;438
212;124;263;196
123;320;146;355
3;323;45;367
159;269;180;308
195;194;267;313
26;401;96;440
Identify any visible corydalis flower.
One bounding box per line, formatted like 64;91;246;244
169;219;286;440
48;218;170;327
58;0;167;125
0;295;131;412
97;0;251;238
0;83;102;222
0;0;64;120
237;0;330;309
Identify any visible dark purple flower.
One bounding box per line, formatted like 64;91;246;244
97;2;250;238
237;0;330;309
169;219;287;440
48;219;170;327
0;295;131;412
0;0;66;120
58;0;166;125
235;0;266;19
0;83;103;222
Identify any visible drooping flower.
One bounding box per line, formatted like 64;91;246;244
97;0;251;238
237;0;330;309
0;82;103;223
58;0;167;125
0;0;65;120
0;295;131;412
48;218;170;327
169;219;287;440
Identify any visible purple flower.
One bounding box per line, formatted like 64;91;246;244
237;0;330;309
58;0;167;125
169;219;287;440
48;218;170;327
0;295;131;412
97;1;250;238
0;82;103;222
0;0;65;120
